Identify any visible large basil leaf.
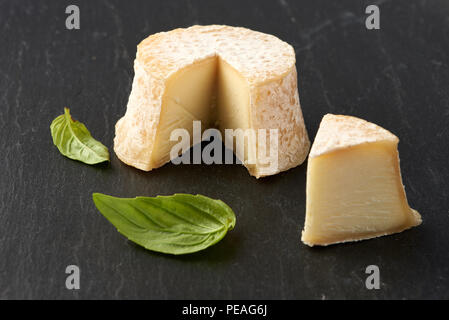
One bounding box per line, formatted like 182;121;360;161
92;193;236;255
50;108;109;164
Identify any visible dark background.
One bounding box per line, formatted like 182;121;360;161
0;0;448;299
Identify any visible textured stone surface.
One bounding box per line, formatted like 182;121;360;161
0;0;448;299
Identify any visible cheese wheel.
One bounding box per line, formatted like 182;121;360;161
114;25;310;178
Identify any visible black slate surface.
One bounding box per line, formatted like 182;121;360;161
1;0;448;299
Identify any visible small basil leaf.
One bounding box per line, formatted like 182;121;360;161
92;193;236;255
50;108;109;164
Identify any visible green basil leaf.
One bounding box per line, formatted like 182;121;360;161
50;108;109;164
92;193;236;255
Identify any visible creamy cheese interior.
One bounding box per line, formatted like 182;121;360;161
302;141;421;246
151;56;254;167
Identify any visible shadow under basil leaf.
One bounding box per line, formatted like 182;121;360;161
126;230;241;264
90;160;111;170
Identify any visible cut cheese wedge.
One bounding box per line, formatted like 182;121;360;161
114;25;310;178
301;114;421;246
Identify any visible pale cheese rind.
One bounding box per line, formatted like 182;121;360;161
309;114;398;158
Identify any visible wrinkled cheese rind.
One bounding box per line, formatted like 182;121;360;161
114;25;310;177
252;68;309;176
136;25;296;85
309;114;398;158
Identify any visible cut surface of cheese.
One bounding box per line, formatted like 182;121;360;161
114;25;310;178
301;114;421;246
